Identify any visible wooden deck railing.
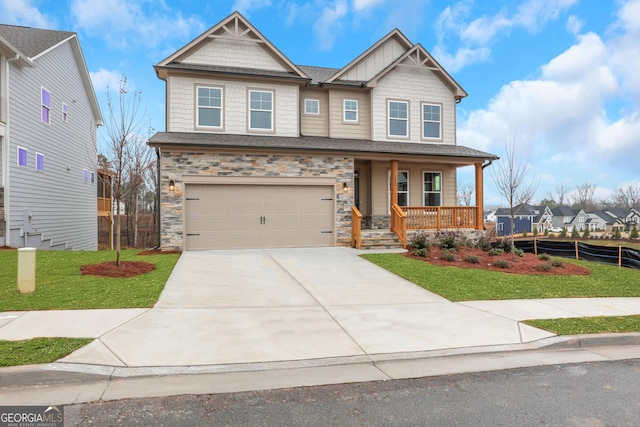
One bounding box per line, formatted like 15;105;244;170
390;204;407;247
351;205;362;249
97;197;112;217
403;206;478;230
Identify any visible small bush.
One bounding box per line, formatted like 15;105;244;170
538;253;551;261
631;226;639;240
535;262;553;272
571;227;579;238
513;248;525;257
544;229;549;236
436;231;460;250
464;255;480;264
582;228;590;238
613;228;622;240
410;231;430;250
488;248;504;256
522;229;528;237
475;236;492;252
440;249;457;262
533;226;539;237
560;227;568;238
551;260;563;268
498;238;512;253
412;247;428;257
493;259;510;269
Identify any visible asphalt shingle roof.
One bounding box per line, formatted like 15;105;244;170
0;24;74;58
148;132;499;160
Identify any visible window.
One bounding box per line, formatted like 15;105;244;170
388;100;408;137
423;172;442;206
343;100;358;122
62;102;68;122
90;172;95;184
422;103;441;139
36;152;44;171
17;146;28;167
249;90;273;130
388;170;409;207
304;99;319;115
83;169;89;182
197;86;223;128
41;87;51;124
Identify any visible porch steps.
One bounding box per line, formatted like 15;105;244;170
358;229;405;250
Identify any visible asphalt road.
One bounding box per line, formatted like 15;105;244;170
65;359;640;426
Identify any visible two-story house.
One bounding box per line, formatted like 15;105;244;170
494;204;552;236
148;12;498;251
0;24;103;250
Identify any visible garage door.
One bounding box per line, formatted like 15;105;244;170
184;184;335;250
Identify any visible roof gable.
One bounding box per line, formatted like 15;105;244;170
157;11;308;79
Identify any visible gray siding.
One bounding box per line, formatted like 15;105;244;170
7;40;98;250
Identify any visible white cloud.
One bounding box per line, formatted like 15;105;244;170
70;0;204;50
90;68;125;94
566;15;583;35
0;0;53;28
353;0;386;11
232;0;271;16
432;45;490;73
313;0;348;51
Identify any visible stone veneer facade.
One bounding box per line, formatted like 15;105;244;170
160;151;354;251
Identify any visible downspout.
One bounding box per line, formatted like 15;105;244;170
155;146;161;249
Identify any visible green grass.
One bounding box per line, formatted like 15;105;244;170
0;249;180;311
361;253;640;301
525;316;640;335
0;338;93;367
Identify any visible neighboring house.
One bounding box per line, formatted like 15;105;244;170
603;207;639;231
494;204;552;236
586;211;615;233
550;206;588;232
0;24;103;250
148;12;497;251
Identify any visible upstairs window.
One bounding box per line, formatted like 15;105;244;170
36;152;45;171
388;100;408;137
83;169;89;182
343;100;358;122
17;146;28;167
304;99;320;115
41;87;51;124
62;102;68;122
422;103;441;139
197;86;223;128
423;172;442;206
249;90;273;130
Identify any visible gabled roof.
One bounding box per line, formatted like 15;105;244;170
0;24;103;126
605;207;630;219
551;205;578;217
156;11;308;80
589;210;616;224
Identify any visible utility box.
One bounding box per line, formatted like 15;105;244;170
17;247;36;293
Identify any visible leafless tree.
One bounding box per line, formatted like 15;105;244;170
491;137;538;260
102;75;151;266
546;184;569;207
609;183;640;209
457;183;474;206
572;183;596;211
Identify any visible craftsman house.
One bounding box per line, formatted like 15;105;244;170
148;12;497;251
0;24;103;250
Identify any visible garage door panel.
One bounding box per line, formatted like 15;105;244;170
185;183;335;250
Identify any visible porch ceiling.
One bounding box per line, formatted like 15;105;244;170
149;132;499;163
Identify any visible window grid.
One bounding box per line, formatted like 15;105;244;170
304;99;320;115
41;87;51;124
423;172;442;206
197;87;223;128
388;101;408;137
422;103;441;139
344;100;358;122
249;90;273;130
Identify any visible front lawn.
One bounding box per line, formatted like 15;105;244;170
361;253;640;301
0;249;180;311
525;316;640;335
0;338;93;367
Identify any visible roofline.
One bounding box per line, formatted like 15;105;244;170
0;34;33;67
66;34;103;126
154;64;311;85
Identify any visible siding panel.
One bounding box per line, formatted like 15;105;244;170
329;89;371;140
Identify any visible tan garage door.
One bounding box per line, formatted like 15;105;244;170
184;184;335;250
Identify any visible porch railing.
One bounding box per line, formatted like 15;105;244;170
351;205;362;249
98;197;112;217
403;206;478;230
390;204;407;247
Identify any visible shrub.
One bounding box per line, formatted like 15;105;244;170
410;231;430;250
613;228;622;240
560;227;568;238
488;248;504;256
582;228;590;238
538;253;551;261
412;247;428;257
493;259;510;269
522;229;528;237
436;231;460;250
475;236;492;252
571;227;579;238
533;226;538;237
513;248;525;257
440;249;456;262
498;238;512;253
464;255;480;264
535;262;553;272
544;229;549;236
551;260;563;268
630;226;639;240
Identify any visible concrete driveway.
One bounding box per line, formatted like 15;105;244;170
58;247;552;368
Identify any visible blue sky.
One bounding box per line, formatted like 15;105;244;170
2;0;639;207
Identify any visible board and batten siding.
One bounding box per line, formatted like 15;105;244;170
342;37;408;82
7;40;98;250
167;75;299;137
329;89;371;140
371;65;456;144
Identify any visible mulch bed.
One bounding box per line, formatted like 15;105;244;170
404;245;591;276
137;249;182;256
80;261;155;278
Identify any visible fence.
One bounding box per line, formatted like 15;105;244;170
514;239;640;270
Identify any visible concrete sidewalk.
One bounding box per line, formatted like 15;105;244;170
2;247;640;404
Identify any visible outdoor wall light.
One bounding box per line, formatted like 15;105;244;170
342;182;348;193
169;179;175;192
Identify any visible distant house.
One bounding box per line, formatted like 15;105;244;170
494;204;552;236
586;211;615;233
0;24;103;249
603;207;640;231
550;206;588;232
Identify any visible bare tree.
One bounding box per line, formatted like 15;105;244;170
546;184;568;206
457;182;474;206
102;75;150;266
609;183;640;209
572;183;596;211
491;137;538;260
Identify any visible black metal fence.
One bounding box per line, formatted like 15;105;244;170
514;240;640;270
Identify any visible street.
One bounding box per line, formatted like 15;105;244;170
65;359;640;426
